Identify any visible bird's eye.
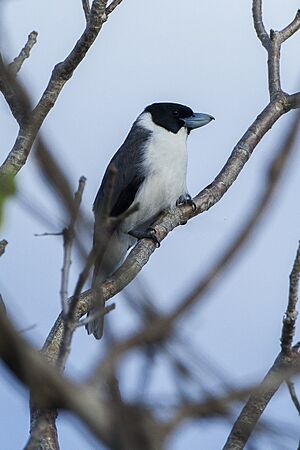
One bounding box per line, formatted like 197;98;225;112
172;110;180;117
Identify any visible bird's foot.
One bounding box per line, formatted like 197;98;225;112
176;194;196;211
129;227;160;248
176;194;196;225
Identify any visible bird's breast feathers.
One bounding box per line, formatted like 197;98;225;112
128;112;188;228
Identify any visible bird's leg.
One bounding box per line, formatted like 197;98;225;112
128;227;160;248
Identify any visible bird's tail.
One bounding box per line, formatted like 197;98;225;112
85;231;134;339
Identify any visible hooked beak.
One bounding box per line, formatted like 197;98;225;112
182;112;215;130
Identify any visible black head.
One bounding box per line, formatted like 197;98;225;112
144;102;194;134
144;102;214;134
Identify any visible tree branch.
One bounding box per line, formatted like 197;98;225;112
252;0;269;49
288;93;300;109
223;240;300;449
252;1;300;100
286;379;300;415
60;176;86;316
106;0;124;15
8;31;38;76
281;243;300;354
280;9;300;43
0;0;109;178
82;0;91;22
0;55;29;123
41;95;296;373
223;346;300;450
268;29;282;98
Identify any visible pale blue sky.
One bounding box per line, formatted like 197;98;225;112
1;1;300;449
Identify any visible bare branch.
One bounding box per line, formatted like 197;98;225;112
286;380;300;415
252;1;300;100
82;0;91;22
223;346;300;450
281;243;300;353
0;55;28;123
106;0;124;15
288;93;300;110
252;0;269;49
60;176;86;316
57;168;137;366
0;31;37;123
76;303;115;327
280;9;300;43
268;29;282;98
57;248;97;368
25;413;59;450
223;238;300;449
34;232;63;237
8;31;38;76
0;0;109;178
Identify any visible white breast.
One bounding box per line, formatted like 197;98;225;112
124;112;188;231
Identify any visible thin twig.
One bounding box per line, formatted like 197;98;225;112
34;232;63;237
252;1;300;100
18;324;37;334
252;0;269;49
57;247;97;368
57;169;137;365
77;303;115;327
281;243;300;353
0;55;28;123
60;176;86;316
34;139;91;262
280;9;300;43
286;379;300;415
106;0;124;15
9;31;38;76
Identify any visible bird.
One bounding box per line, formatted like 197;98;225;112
86;102;214;339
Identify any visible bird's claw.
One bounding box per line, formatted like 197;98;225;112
129;227;160;248
176;194;196;211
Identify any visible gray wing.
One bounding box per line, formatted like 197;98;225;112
93;123;152;218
